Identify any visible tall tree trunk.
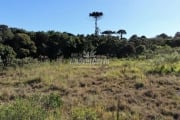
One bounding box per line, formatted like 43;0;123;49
95;17;98;35
120;33;123;40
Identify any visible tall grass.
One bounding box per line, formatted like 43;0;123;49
0;93;63;120
0;52;180;119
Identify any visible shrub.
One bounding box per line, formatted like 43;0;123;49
13;57;38;66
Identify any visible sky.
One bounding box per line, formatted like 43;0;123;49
0;0;180;38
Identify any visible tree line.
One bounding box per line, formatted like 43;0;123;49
0;24;180;66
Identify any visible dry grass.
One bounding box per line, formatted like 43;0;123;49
0;59;180;120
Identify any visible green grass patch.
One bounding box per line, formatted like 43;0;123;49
0;93;63;120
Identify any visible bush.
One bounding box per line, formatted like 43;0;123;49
13;57;38;66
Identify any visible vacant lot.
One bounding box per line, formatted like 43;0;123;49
0;58;180;120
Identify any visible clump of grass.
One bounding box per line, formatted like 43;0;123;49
0;97;46;120
102;68;122;80
71;107;98;120
41;93;63;110
0;88;16;102
118;111;141;120
148;64;180;75
102;60;146;81
0;93;63;120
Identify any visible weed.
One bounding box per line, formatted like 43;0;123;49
71;107;98;120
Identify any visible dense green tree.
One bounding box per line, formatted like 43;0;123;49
129;34;138;41
0;25;14;43
1;24;180;61
47;32;77;59
59;33;77;58
174;32;180;38
106;37;120;57
136;45;146;54
117;43;136;57
10;27;27;34
166;37;180;47
33;32;49;57
0;44;16;66
96;36;109;55
84;35;101;56
157;33;170;39
96;36;120;57
74;35;86;55
47;32;62;60
8;33;37;58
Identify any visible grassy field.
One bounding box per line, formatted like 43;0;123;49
0;56;180;119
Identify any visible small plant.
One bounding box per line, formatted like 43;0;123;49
71;107;98;120
41;93;63;110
